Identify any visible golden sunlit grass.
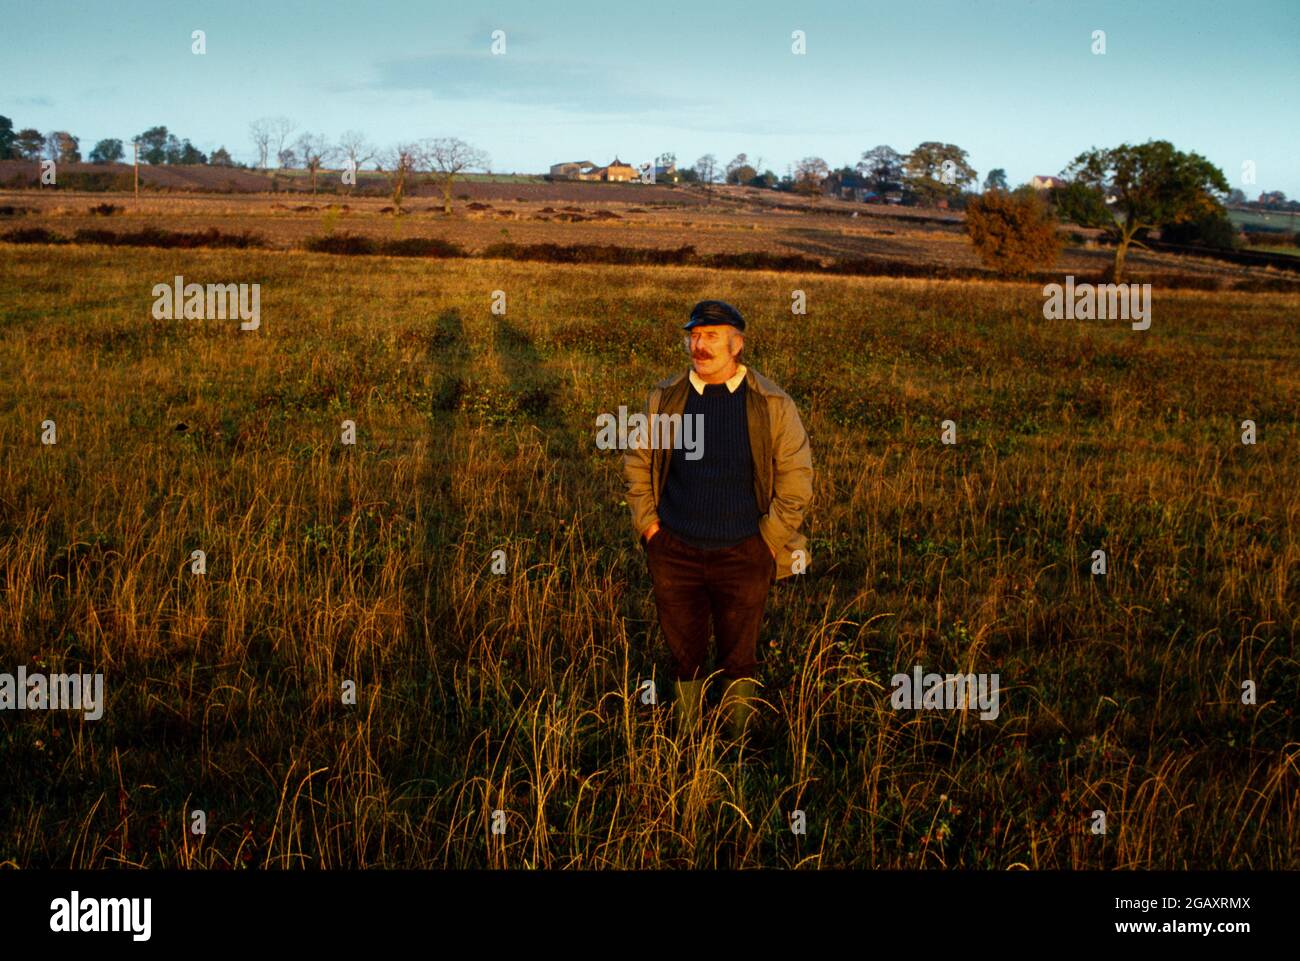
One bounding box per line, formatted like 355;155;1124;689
0;243;1296;868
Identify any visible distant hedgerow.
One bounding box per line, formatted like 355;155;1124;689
965;188;1061;276
303;233;466;257
379;237;466;257
303;232;377;255
70;226;265;249
1;227;67;245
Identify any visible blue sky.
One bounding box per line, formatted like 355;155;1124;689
4;0;1297;195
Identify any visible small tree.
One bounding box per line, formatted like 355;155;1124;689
727;164;757;185
15;128;45;161
965;187;1061;276
89;138;124;164
857;145;904;194
903;141;977;206
337;130;375;192
1059;140;1230;282
0;116;15;160
376;142;424;212
724;153;750;183
295;132;336;193
249;118;272;169
269;117;295;169
984;168;1008;192
210;146;233;167
135;126;170;164
794;156;829;199
177;139;207;165
427;137;488;214
45;131;81;164
693;154;718;202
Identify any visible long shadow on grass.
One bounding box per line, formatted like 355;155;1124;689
491;315;670;726
422;306;473;639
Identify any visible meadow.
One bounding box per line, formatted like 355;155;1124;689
0;241;1296;869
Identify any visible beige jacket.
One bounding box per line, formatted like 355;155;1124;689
622;366;813;581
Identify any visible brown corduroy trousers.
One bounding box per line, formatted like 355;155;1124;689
644;527;775;682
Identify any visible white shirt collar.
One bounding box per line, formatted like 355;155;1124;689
688;363;747;395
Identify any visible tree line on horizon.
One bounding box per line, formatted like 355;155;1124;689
3;113;1294;278
2;113;1291;215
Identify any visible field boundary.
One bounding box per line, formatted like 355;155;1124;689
6;226;1298;293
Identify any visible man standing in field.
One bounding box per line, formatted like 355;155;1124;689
623;300;813;751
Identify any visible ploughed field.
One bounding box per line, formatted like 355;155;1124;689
3;185;1297;292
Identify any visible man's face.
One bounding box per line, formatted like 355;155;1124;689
687;325;741;380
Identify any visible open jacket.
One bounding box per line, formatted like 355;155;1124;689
622;366;813;581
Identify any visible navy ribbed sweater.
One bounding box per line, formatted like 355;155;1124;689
657;380;761;549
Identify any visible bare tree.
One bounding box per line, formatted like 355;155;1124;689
426;137;489;214
269;116;295;169
337;130;374;192
694;154;718;203
375;142;426;212
249;118;272;169
295;132;336;194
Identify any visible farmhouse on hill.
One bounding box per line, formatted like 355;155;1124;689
584;157;640;182
1031;175;1067;190
549;157;642;182
549;160;595;179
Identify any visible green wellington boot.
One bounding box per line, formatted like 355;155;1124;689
673;679;705;738
719;677;759;745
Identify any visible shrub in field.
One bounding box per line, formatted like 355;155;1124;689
1;226;67;244
70;226;265;249
380;237;466;257
965;187;1061;276
304;233;465;257
1160;209;1239;250
480;242;696;265
304;232;378;255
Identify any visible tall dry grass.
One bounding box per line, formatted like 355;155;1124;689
0;244;1296;868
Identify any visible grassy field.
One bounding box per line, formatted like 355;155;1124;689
1229;207;1300;232
0;242;1297;869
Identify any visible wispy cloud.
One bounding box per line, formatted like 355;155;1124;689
357;52;702;114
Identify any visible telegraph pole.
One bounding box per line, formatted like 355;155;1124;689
133;140;139;199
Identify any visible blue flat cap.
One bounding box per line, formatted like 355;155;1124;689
683;300;745;331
